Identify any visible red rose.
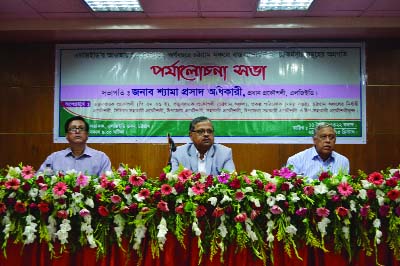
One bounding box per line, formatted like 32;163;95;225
196;205;207;217
336;206;348;217
0;203;7;214
98;206;109;217
57;210;69;219
14;201;27;214
387;189;400;201
38;202;50;213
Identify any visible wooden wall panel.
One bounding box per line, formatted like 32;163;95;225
0;42;399;178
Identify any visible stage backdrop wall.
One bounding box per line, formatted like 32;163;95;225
0;41;399;178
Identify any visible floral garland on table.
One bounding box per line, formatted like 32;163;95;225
0;163;399;265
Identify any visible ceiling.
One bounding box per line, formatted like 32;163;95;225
1;0;400;42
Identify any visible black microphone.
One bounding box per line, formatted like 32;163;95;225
168;133;177;152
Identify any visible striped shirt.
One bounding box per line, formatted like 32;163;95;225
286;146;350;181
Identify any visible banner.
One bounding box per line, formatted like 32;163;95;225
54;43;366;144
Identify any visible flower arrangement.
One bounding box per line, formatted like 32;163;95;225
0;163;399;265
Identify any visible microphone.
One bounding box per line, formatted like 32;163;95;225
167;133;177;152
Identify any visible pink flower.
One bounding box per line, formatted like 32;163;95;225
129;174;145;186
316;207;330;217
243;175;252;184
295;207;308;217
264;182;277;193
270;205;283;215
79;209;90;217
57;210;68;219
157;200;169;212
161;184;173;195
217;173;230;184
192;181;205;195
111;194;122;204
139;188;150;199
337;182;353;197
235;191;245;201
52;182;68;196
303;186;315;196
178;169;193;183
21;165;35;180
251;209;260;220
277;167;297;179
175;204;184;214
360;205;370;217
76;174;89;187
5;178;20;190
367;172;384;185
234;213;247;223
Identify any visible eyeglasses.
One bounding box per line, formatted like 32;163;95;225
317;134;336;141
191;129;214;135
68;127;87;133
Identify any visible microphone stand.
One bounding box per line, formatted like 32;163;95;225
167;133;176;171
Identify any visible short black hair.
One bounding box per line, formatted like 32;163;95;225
189;116;213;132
64;116;90;134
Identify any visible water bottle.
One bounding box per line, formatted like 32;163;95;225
43;164;54;177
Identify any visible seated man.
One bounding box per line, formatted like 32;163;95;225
39;116;112;176
286;122;349;180
171;116;235;175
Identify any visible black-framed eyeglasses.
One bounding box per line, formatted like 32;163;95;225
68;127;87;133
191;129;214;136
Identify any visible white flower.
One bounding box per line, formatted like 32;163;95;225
208;197;218;206
22;215;37;244
276;194;286;201
373;218;381;228
317;217;331;236
243;187;253;193
218;215;228;238
157;217;168;250
28;188;39;199
290;192;300;202
249;196;261;208
285;224;297;236
114;214;126;241
55;219;71;244
375;229;383;244
350;200;356;212
133;214;147;250
187;187;195;197
72;192;84;203
267;233;275;243
342;226;350;240
250;170;258;177
314;184;328;194
134;193;145;202
166;172;177;181
105;170;113;177
192;219;202;237
47;216;57;241
266;196;276;207
357;189;367;200
220;194;232;204
361;180;372;189
245;218;258;242
327;190;337;197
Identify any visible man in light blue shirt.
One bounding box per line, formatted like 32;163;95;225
171;116;235;175
38;116;111;176
286;122;350;181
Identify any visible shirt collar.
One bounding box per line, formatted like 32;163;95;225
65;146;92;158
312;146;335;161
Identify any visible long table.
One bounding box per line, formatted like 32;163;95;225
1;234;399;266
